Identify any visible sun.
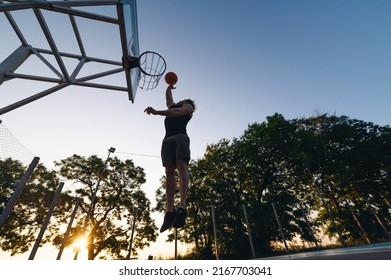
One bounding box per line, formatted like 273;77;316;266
74;236;88;250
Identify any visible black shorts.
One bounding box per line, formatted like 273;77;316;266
161;134;191;167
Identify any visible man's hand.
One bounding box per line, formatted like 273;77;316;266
144;106;157;115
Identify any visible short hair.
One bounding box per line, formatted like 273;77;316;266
184;99;196;110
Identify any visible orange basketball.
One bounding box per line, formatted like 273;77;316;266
165;72;178;85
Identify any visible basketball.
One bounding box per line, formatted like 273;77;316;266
165;72;178;85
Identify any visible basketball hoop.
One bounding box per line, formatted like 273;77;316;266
127;51;167;91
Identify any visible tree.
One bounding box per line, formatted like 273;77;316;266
54;154;158;260
0;158;73;255
155;115;314;258
155;113;391;259
293;114;391;245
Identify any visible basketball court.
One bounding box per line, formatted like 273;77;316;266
259;242;391;260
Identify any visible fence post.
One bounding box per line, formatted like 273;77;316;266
0;156;40;229
210;205;219;260
313;181;347;247
74;147;115;260
298;201;319;249
29;182;64;260
345;201;371;245
242;204;256;258
271;202;289;254
174;228;178;260
364;197;391;240
126;208;138;260
57;197;81;260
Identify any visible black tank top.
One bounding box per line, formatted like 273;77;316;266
164;104;192;138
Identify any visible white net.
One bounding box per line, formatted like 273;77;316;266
137;51;167;90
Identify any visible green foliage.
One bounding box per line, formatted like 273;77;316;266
0;158;73;255
55;155;158;259
155;113;391;259
0;155;157;260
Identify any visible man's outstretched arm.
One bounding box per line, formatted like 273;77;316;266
166;86;175;108
144;103;193;117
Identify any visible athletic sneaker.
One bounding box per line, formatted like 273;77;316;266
160;210;176;233
173;208;187;228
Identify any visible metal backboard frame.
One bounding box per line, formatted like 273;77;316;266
118;0;140;99
0;0;140;116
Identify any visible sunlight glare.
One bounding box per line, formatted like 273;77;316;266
74;236;88;251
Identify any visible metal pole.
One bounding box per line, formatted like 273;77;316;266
313;181;347;247
242;204;256;258
174;228;178;260
29;182;64;260
88;147;116;218
298;201;319;249
364;197;391;240
57;197;81;260
0;157;40;229
271;202;289;254
0;84;68;116
345;201;371;245
126;208;137;260
74;147;115;260
210;205;219;260
384;198;391;208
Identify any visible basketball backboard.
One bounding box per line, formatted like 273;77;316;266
118;0;140;102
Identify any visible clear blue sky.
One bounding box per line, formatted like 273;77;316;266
1;0;391;259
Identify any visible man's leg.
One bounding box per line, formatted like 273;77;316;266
160;164;176;233
165;164;176;212
173;159;189;228
176;159;189;209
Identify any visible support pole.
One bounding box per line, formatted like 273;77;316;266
74;147;115;260
364;197;391;240
298;201;319;249
0;157;40;229
126;208;138;260
271;202;289;254
0;84;68;116
174;228;178;260
29;182;64;260
313;181;347;247
242;204;256;258
57;197;81;260
345;201;371;245
210;205;219;260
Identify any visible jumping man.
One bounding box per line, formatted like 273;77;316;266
144;85;195;232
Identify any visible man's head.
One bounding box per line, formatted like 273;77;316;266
178;99;196;110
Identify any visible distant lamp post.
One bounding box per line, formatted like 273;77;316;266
74;147;115;260
89;147;116;211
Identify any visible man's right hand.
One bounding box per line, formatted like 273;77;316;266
144;107;157;115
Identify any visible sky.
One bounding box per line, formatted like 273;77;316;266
1;0;391;260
